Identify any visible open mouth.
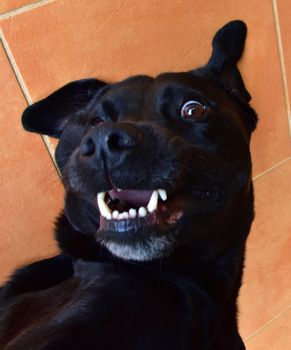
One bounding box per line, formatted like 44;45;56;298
96;187;220;260
96;186;219;232
97;189;167;221
96;188;182;260
96;188;180;233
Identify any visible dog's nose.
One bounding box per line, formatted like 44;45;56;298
80;123;142;159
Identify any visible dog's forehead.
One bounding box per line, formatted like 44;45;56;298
152;72;228;102
99;72;224;108
104;75;154;100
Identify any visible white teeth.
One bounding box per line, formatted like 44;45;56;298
97;189;168;220
122;212;129;220
112;210;119;220
147;189;167;212
97;192;112;219
158;189;167;201
138;207;147;217
147;190;159;213
129;208;137;219
118;213;124;220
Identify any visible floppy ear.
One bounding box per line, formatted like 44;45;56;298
205;20;251;103
22;78;107;138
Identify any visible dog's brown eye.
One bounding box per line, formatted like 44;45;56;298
181;100;205;120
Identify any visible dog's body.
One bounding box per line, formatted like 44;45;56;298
0;21;257;349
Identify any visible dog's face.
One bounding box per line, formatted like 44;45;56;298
22;21;257;262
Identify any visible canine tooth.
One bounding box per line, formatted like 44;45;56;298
138;207;147;217
147;190;159;212
112;210;119;220
117;188;122;192
129;208;137;219
158;189;167;201
97;192;112;218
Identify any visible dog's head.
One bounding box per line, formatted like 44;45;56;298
22;21;257;262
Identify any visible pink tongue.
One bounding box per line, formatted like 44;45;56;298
109;189;153;207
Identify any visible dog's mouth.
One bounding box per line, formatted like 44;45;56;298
97;187;217;233
95;186;221;261
98;189;167;220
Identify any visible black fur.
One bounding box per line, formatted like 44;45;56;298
0;21;257;349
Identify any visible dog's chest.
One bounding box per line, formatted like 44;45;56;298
0;261;215;349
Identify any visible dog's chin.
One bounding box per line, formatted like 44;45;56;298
99;234;175;261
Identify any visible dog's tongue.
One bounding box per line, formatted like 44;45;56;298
109;189;153;207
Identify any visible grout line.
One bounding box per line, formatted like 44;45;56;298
0;31;32;104
272;0;291;138
0;28;61;179
244;305;291;342
253;157;291;181
0;0;56;20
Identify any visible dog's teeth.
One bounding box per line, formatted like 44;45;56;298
117;188;122;192
158;189;167;201
97;192;112;218
112;210;119;220
118;212;129;220
147;190;159;213
122;212;129;220
138;207;147;217
98;189;167;220
129;208;137;219
118;213;124;220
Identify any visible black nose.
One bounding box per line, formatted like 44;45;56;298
80;123;142;158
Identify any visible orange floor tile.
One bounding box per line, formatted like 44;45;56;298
0;0;290;348
246;307;291;350
0;41;63;283
239;159;291;339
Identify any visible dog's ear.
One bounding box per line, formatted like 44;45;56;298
22;78;107;138
205;20;251;103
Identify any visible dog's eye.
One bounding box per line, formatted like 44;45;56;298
181;101;205;120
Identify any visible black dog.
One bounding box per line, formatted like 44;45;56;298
0;20;257;349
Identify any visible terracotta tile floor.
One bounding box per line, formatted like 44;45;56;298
0;0;290;348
